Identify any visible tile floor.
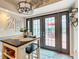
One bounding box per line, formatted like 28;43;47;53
40;49;72;59
0;47;72;59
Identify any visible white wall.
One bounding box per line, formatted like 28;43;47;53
70;0;78;59
74;27;78;59
73;0;78;59
0;10;26;37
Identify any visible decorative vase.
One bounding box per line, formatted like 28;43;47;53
23;32;27;38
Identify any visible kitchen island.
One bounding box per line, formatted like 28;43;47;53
0;37;40;59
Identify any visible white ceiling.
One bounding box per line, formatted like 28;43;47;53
0;0;76;18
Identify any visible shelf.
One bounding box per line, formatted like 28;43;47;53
3;46;15;58
3;53;15;59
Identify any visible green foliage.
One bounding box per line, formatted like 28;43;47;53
20;27;28;32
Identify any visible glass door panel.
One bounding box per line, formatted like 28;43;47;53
62;15;67;49
45;17;55;47
28;21;30;32
33;19;40;37
61;13;69;54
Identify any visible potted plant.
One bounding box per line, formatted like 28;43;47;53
20;27;28;38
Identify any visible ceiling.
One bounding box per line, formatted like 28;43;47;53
0;0;76;17
4;0;61;9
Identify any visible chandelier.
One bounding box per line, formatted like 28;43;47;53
18;1;33;14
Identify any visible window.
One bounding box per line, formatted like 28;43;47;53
62;15;67;49
28;21;30;32
33;19;40;37
45;17;55;47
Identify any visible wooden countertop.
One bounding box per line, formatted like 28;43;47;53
0;37;39;47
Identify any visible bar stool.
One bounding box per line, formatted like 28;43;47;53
25;43;39;59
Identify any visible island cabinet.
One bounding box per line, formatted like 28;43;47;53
1;37;40;59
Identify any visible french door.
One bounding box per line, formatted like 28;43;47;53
26;11;70;54
42;12;70;54
42;14;57;51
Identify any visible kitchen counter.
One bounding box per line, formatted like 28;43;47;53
0;37;39;47
1;37;40;59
